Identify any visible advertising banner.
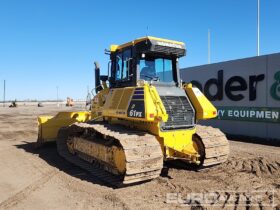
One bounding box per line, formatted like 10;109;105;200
180;53;280;139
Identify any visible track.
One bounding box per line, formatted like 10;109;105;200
195;125;230;167
57;122;163;187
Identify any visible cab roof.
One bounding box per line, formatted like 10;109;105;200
110;36;185;52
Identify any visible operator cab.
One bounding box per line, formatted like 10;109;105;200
109;36;186;88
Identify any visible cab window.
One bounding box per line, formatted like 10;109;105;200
115;49;131;81
139;57;174;82
116;54;122;80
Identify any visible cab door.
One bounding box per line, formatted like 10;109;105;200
111;47;135;88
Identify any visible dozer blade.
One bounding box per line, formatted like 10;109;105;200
36;111;90;147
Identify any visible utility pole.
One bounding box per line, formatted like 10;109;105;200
257;0;260;56
56;86;59;107
3;80;5;107
208;29;211;64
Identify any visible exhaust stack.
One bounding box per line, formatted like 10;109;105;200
94;62;103;94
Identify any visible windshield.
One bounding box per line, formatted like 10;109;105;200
139;57;174;82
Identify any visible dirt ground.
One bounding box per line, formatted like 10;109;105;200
0;106;279;210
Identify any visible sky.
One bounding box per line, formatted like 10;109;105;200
0;0;280;100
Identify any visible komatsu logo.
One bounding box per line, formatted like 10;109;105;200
157;41;183;49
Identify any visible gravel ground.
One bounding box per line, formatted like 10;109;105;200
0;106;279;210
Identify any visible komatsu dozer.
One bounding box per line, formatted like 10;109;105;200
37;36;229;186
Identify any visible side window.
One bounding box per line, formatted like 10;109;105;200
122;49;131;80
116;53;122;80
115;49;131;81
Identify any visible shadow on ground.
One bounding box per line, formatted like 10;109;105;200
15;141;111;187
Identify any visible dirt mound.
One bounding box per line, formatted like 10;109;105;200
103;193;130;210
225;157;280;177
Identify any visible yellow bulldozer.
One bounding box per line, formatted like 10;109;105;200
37;36;229;186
